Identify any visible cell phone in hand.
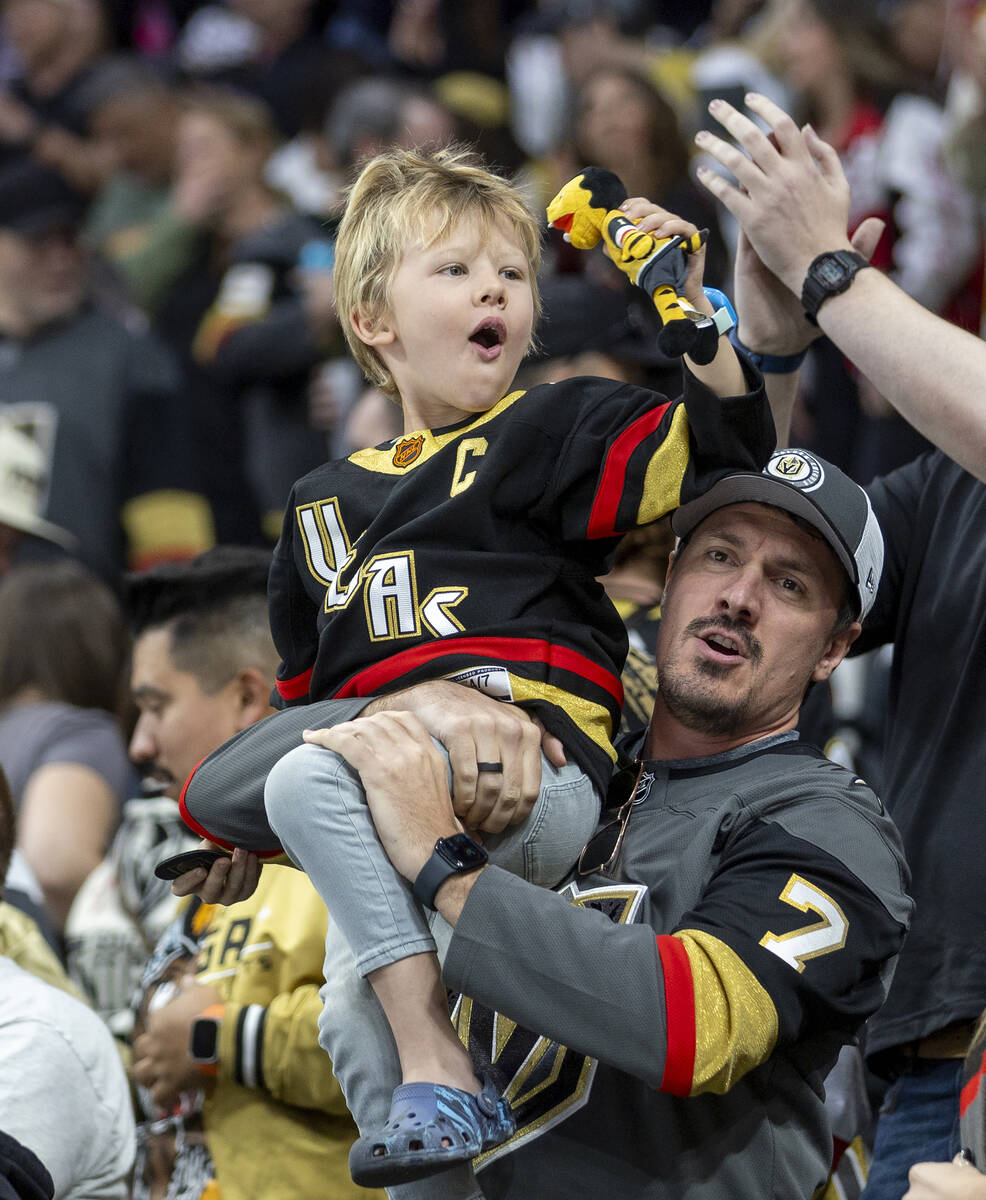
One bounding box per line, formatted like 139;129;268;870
154;847;231;881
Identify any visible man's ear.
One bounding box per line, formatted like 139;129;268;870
811;621;862;684
351;306;395;347
233;668;273;731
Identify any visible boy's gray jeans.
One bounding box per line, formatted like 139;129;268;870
264;739;601;1200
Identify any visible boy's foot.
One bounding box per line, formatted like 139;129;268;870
348;1070;515;1188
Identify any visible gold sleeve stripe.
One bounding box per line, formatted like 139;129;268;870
122;489;215;569
675;927;779;1096
636;403;690;526
503;674;617;763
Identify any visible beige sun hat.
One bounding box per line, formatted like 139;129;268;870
0;419;75;548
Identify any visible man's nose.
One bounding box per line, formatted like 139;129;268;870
128;716;157;765
715;567;761;621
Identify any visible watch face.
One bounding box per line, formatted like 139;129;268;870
817;257;848;285
190;1018;219;1062
438;833;487;869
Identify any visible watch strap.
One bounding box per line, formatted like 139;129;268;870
729;328;808;374
702;287;737;336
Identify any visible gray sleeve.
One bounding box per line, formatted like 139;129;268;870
22;709;133;811
443;866;669;1088
180;698;373;850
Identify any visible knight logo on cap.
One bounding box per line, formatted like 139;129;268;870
765;450;824;492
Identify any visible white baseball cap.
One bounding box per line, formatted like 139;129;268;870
0;421;75;549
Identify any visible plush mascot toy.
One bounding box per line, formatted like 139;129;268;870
546;166;720;364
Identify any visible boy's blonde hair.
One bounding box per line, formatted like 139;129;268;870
334;146;542;398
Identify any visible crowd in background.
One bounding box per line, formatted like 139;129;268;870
1;0;986;1197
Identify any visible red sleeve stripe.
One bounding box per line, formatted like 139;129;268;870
178;760;286;860
275;665;314;701
960;1049;986;1117
332;635;624;706
586;402;671;539
657;933;696;1097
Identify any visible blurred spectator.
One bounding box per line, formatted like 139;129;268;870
0;0;113;190
159;86;338;541
176;0;338;137
116;547;379;1200
0;767;83;993
335;383;402;454
0;764;136;1200
324;73;459;190
82;55;204;312
776;0;981;480
0;415;75;575
0;562;134;934
0;157;213;579
559;66;729;288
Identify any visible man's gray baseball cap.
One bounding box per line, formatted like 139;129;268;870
671;448;884;620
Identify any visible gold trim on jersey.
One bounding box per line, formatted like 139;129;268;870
496;673;618;764
347;390;526;475
637;403;691;524
675;927;779;1095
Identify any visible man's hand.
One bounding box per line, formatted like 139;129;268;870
132;981;223;1109
903;1159;986;1198
303;711;461;883
694;92;858;295
171;842;262;906
363;680;564;833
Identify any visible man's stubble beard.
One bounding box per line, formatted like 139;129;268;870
657;654;757;738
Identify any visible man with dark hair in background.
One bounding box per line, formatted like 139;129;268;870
65;546;379;1200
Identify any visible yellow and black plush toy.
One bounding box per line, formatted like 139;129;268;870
546;166;719;364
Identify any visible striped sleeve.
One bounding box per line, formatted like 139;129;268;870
544;364;772;542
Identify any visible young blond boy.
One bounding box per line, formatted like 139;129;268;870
180;147;774;1188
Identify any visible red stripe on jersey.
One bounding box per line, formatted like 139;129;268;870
178;760;285;860
332;635;624;705
586;402;671;539
275;666;314;701
657;934;696;1096
960;1049;986;1117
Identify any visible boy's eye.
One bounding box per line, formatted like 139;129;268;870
442;263;466;276
501;267;524;280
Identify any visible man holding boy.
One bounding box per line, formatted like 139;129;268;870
182;447;911;1199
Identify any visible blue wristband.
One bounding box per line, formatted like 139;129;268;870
701;287;737;336
728;327;807;374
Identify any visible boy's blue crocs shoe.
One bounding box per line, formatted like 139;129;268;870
349;1069;515;1187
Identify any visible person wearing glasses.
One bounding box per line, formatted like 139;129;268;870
177;447;911;1200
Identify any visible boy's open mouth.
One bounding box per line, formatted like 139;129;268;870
469;318;506;354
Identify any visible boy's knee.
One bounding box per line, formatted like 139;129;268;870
264;742;328;832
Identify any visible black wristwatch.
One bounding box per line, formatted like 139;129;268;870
189;1004;224;1075
801;250;870;326
412;833;488;910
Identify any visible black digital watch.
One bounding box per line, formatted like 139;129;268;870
801;250;870;326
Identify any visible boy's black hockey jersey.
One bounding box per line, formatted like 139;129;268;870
269;368;772;794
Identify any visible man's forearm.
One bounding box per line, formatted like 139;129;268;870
815;269;986;481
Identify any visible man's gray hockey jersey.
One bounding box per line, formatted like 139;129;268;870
182;709;911;1199
442;733;911;1199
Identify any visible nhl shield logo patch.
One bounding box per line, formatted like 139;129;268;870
393;435;424;468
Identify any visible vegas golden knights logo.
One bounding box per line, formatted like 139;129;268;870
449;881;647;1170
393;436;424;468
766;449;823;491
